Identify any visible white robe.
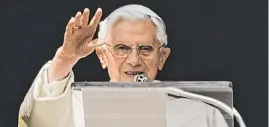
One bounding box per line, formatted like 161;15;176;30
19;61;229;127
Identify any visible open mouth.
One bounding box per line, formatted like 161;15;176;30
125;71;144;75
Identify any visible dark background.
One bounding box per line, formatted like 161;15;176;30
0;0;267;126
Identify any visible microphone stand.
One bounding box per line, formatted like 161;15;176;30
165;87;247;127
134;74;247;127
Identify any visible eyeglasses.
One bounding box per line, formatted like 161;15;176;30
103;43;164;59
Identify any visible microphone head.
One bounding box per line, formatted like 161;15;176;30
134;74;148;82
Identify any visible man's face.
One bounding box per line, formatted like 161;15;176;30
96;19;170;82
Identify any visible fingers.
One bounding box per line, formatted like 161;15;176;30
74;11;82;27
65;8;102;36
80;8;90;27
66;17;75;35
88;8;102;31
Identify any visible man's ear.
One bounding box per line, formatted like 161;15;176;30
158;47;171;70
95;46;107;69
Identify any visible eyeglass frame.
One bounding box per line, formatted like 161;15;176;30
101;42;165;59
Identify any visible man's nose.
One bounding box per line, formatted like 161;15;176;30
126;49;141;67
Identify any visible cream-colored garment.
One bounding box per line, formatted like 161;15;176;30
19;61;84;127
19;61;229;127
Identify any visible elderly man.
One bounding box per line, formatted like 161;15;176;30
19;4;228;127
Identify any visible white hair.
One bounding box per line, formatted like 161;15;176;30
98;4;168;46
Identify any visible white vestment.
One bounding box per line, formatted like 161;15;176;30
19;61;229;127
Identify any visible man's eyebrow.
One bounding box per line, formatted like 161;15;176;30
136;41;156;45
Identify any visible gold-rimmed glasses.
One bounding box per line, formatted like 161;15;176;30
103;43;164;59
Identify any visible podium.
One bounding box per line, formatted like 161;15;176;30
72;81;233;127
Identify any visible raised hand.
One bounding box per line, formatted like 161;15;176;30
59;8;103;61
48;8;103;83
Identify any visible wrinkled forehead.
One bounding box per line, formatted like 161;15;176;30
108;19;158;46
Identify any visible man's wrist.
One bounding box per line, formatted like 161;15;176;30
47;47;79;83
55;47;79;65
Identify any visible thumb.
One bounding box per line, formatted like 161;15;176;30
87;38;103;51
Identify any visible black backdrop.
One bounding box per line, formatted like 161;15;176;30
0;0;267;126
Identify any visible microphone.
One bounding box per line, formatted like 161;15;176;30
134;74;160;82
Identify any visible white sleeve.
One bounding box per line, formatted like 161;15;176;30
35;61;73;98
19;61;75;127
